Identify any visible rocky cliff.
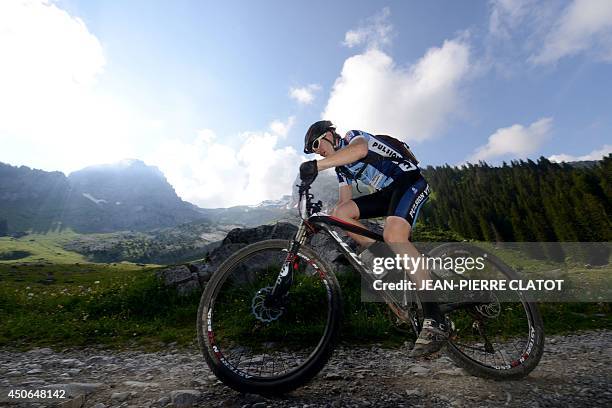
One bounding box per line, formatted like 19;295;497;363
0;160;205;233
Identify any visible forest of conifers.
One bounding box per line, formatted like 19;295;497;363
421;155;611;244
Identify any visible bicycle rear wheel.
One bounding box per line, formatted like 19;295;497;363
197;239;343;394
428;243;545;380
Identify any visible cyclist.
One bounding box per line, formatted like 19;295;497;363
300;120;448;357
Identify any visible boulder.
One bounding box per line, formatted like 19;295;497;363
198;223;297;272
155;263;208;296
155;220;384;295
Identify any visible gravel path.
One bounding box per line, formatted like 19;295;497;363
1;330;610;408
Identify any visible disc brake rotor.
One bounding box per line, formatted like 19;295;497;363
251;286;284;323
475;293;501;318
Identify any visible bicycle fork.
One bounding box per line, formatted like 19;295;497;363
265;223;309;307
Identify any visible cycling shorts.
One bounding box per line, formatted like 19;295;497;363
353;174;430;227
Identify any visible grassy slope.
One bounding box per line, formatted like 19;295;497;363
0;230;165;265
0;230;87;264
0;262;194;351
0;260;609;352
0;232;168;350
0;232;609;351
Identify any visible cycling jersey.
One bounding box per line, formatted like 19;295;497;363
335;130;420;190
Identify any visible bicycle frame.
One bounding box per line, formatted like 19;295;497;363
267;183;472;327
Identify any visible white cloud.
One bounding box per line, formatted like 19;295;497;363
322;38;471;142
531;0;612;64
0;0;105;89
467;117;553;162
269;116;295;138
549;144;612;162
0;0;104;144
488;0;612;65
489;0;537;38
196;129;217;144
145;118;303;208
289;84;321;105
343;7;393;49
0;0;158;173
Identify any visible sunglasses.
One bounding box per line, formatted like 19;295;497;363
311;132;329;151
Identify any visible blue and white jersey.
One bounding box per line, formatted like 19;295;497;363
335;130;420;190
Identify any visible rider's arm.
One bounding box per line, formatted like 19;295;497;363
317;138;368;171
338;184;352;204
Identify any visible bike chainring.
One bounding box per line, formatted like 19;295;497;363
251;286;284;323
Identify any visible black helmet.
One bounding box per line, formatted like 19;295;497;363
304;120;336;153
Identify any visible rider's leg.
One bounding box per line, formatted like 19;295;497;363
332;200;375;248
383;216;442;321
384;216;448;357
383;217;425;280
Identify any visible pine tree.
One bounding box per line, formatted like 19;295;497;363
420;156;610;245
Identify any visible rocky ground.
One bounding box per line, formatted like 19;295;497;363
1;330;610;408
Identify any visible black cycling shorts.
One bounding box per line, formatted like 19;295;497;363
353;174;430;227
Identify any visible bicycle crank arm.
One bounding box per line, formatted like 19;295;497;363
474;320;496;354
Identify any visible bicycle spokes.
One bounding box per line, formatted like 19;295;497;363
206;246;334;379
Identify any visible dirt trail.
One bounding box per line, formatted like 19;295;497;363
1;330;610;407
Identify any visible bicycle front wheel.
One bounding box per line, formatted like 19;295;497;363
197;239;343;394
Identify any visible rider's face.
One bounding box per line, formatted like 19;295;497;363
313;131;336;158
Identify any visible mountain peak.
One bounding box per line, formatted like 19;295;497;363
116;158;146;167
0;159;205;234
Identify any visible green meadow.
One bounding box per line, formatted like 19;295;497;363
0;232;609;351
0;230;87;264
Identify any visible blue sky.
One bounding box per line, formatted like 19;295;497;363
0;0;611;207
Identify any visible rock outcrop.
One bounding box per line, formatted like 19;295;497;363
154;220;385;295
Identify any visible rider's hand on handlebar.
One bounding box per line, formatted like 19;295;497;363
299;160;318;186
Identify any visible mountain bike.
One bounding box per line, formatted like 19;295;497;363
196;182;545;394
